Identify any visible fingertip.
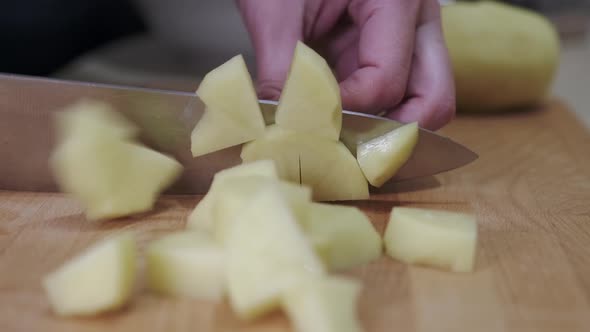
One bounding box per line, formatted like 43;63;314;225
339;68;406;114
256;79;284;101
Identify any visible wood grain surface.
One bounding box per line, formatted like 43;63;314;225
1;99;589;332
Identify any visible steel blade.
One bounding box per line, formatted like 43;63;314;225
0;73;477;194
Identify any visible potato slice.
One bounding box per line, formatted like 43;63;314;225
42;233;136;316
275;41;342;141
282;276;363;332
384;207;477;272
186;160;278;231
226;185;325;320
301;203;382;270
211;177;312;244
50;104;183;221
191;54;266;156
241;126;369;201
146;231;225;300
357;122;419;187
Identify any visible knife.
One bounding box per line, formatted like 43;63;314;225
0;73;477;194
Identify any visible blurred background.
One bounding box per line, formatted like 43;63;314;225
1;0;589;124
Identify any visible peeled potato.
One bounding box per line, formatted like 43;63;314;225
186;160;278;232
442;1;560;112
384;207;477;272
282;276;363;332
357;122;419;187
275;41;342;140
226;185;325;320
50;102;183;221
301;203;382;271
42;233;136;316
190;54;265;156
241;126;369;201
146;231;225;300
211;177;312;244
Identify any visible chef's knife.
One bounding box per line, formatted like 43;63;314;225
0;73;477;194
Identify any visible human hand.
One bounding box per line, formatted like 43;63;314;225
236;0;455;131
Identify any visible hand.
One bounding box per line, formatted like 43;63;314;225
236;0;455;130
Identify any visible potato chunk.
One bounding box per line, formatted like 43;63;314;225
275;41;342;140
301;203;382;270
190;54;266;156
384;207;477;272
147;231;225;300
42;233;136;316
357;122;419;187
241;126;368;201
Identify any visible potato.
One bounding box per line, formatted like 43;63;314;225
54;99;137;141
146;231;225;300
357;122;419;187
275;41;342;140
211;177;312;244
282;276;363;332
186;160;278;232
50;103;183;221
442;1;560;112
384;207;477;272
241;126;369;201
190;54;266;156
42;233;136;316
226;185;325;320
301;203;382;270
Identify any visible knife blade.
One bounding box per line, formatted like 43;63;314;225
0;73;477;194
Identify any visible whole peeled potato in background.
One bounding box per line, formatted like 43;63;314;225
441;1;561;113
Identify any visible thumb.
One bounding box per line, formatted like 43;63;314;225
236;0;304;100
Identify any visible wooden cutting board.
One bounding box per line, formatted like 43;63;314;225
1;99;589;332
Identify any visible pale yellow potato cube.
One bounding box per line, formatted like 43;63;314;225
384;207;477;272
42;233;136;316
282;276;364;332
50;105;183;221
226;186;325;320
357;122;419;187
54;99;138;141
191;54;266;156
186;160;278;231
275;41;342;141
211;177;312;244
301;203;382;270
146;231;225;300
241;126;368;201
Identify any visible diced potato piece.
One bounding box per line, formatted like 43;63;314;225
50;104;183;221
241;126;368;201
211;177;312;244
282;276;363;332
300;203;382;270
226;186;325;320
186;160;278;231
54;99;137;141
191;54;266;156
275;41;342;141
384;207;477;272
42;233;136;316
357;122;419;187
146;231;225;300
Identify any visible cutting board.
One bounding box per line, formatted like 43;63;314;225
1;99;589;332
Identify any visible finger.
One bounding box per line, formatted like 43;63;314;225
321;23;360;82
236;0;304;100
339;0;421;114
387;0;456;130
